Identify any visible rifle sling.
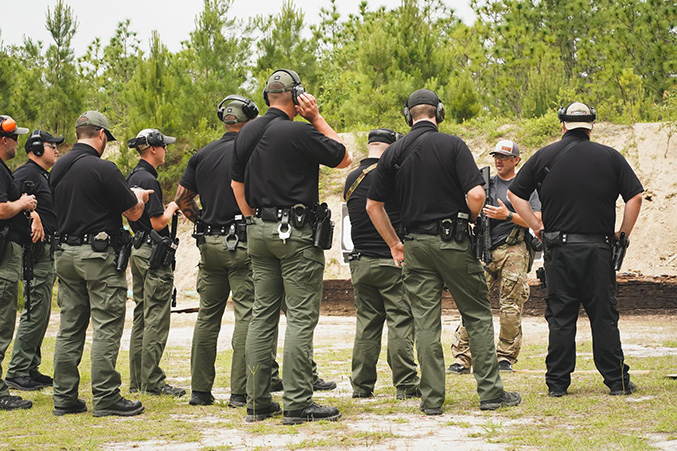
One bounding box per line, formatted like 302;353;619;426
394;130;434;170
344;163;378;202
50;152;91;189
536;139;583;189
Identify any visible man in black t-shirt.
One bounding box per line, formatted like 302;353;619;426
344;128;419;399
231;69;350;424
449;140;541;375
0;115;34;411
127;128;184;398
51;111;152;417
509;102;643;397
367;89;521;414
6;130;63;392
176;95;263;409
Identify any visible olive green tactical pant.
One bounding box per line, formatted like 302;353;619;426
7;243;55;378
349;256;419;396
452;242;530;367
0;243;22;397
191;236;254;395
129;244;173;392
53;244;126;410
246;219;324;412
404;233;503;408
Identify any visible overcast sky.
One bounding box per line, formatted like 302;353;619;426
0;0;475;57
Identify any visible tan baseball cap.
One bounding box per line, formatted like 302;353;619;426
75;111;116;141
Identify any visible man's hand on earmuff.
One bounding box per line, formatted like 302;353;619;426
295;93;321;123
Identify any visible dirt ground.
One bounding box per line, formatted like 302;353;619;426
92;305;677;450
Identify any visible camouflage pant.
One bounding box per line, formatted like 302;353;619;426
451;241;530;367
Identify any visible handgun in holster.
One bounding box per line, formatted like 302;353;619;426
312;202;334;250
115;229;133;272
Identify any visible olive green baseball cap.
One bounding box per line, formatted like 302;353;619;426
75;110;116;141
266;69;300;93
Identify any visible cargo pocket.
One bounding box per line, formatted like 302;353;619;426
291;248;325;289
102;275;128;316
466;260;487;297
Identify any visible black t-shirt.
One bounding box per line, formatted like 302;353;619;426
232;108;346;208
368;121;484;230
344;157;401;258
0;159;28;236
510;130;644;234
488;175;541;246
180;132;241;226
50;143;138;236
14;160;57;235
127;159;167;237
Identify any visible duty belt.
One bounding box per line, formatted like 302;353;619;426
559;233;610;244
132;231;154;248
348;251;361;261
543;231;611;247
255;205;313;226
60;232;117;247
406;221;441;235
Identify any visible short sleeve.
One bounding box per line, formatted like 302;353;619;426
297;123;346;168
368;149;396;202
510;155;539;200
105;164;138;214
614;151;644;201
180;153;199;193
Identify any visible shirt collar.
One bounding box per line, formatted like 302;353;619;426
266;108;291;120
71;142;102;157
220;131;238;141
410;120;439;133
136;159;158;178
26;159;50;178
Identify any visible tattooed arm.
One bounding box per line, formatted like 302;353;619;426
175;184;200;223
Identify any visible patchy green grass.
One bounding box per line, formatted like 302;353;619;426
1;315;675;450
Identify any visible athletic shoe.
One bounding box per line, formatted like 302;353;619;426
189;391;214;406
498;361;513;372
312;378;337;391
282;403;340;424
92;398;144;417
480;391;522;410
5;376;44;391
0;395;32;410
245;401;282;422
53;398;87;416
446;363;470;375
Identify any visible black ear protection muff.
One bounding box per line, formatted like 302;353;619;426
369;128;402;144
0;116;17;135
558;103;596;123
263;69;305;106
217;95;259;122
403;91;446;127
127;130;165;149
27;130;45;156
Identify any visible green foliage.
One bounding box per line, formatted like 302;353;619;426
0;0;674;192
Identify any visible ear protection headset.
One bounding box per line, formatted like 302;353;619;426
26;130;45;156
127;130;165;149
263;69;305;106
403;91;446;127
217;95;259;122
369;128;403;144
0;116;17;135
558;103;596;123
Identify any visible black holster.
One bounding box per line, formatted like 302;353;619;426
115;229;133;272
312;202;334;250
0;225;11;262
148;230;177;269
